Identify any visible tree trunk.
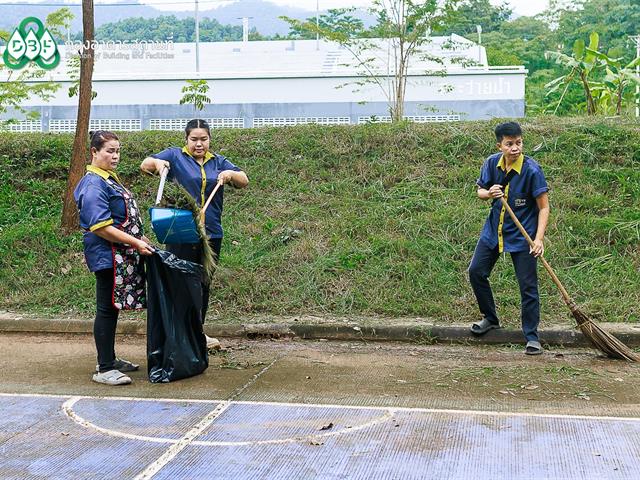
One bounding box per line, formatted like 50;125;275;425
391;3;406;123
616;84;623;116
580;71;596;115
60;0;94;234
394;57;405;122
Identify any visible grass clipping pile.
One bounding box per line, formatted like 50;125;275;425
158;180;217;283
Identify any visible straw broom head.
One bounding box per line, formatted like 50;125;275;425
499;197;638;362
569;302;640;362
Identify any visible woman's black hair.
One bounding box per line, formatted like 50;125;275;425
185;119;211;138
89;130;119;151
494;122;522;142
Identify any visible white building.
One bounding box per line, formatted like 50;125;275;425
2;35;526;132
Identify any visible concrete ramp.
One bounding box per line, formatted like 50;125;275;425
1;393;639;479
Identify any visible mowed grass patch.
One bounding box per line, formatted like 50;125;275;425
0;117;639;324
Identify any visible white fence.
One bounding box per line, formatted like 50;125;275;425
252;117;351;127
149;118;245;130
49;119;142;133
357;115;461;124
2;114;462;133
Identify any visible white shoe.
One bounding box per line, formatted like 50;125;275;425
205;335;221;350
92;369;132;386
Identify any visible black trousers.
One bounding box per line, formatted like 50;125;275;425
468;239;540;342
94;268;119;372
166;238;222;322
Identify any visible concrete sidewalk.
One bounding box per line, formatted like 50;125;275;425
2;333;640;479
2;311;640;348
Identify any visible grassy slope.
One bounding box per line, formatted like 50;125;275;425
1;117;639;328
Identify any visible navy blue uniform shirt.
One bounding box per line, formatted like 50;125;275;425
152;147;242;239
476;152;549;253
74;166;130;272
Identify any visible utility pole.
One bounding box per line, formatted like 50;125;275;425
195;0;200;73
476;25;482;63
237;17;253;43
632;35;640;118
316;0;320;51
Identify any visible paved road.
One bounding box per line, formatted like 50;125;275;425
1;333;639;479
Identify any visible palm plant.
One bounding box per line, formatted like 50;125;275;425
545;32;601;115
591;53;640;115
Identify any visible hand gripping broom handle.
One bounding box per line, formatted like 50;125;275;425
200;181;222;224
499;197;576;308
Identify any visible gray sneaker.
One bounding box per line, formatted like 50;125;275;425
92;369;132;386
95;358;139;373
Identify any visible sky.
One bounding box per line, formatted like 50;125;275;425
14;0;550;18
138;0;550;18
268;0;548;17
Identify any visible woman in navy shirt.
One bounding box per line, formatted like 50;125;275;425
141;119;248;345
75;131;154;385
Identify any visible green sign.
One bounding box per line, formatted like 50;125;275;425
3;17;60;70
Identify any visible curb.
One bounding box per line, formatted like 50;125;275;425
1;313;640;348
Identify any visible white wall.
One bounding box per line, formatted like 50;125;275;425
20;71;525;107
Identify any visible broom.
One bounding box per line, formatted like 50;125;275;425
500;197;639;361
159;180;217;282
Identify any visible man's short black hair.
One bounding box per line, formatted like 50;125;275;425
495;121;522;142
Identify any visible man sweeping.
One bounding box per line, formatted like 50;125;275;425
468;121;550;355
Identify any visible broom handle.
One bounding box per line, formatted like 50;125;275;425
154;167;169;205
499;197;575;306
200;181;222;224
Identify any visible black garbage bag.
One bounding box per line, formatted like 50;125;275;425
146;250;208;383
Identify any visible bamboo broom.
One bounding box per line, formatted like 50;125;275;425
500;197;639;361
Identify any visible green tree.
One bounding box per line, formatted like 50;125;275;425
179;79;212;113
287;9;366;40
440;0;511;36
553;0;640;65
282;0;459;122
85;15;264;43
480;17;555;71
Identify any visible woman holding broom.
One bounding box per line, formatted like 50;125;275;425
75;130;154;385
140;119;248;348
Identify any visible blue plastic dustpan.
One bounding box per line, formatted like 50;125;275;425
149;207;200;244
149;169;200;244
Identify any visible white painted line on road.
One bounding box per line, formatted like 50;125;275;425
133;401;231;480
3;391;640;423
62;396;181;445
190;409;396;447
132;355;282;479
233;400;640;423
0;392;219;403
61;394;396;448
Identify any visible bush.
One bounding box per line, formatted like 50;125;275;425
1;117;639;326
